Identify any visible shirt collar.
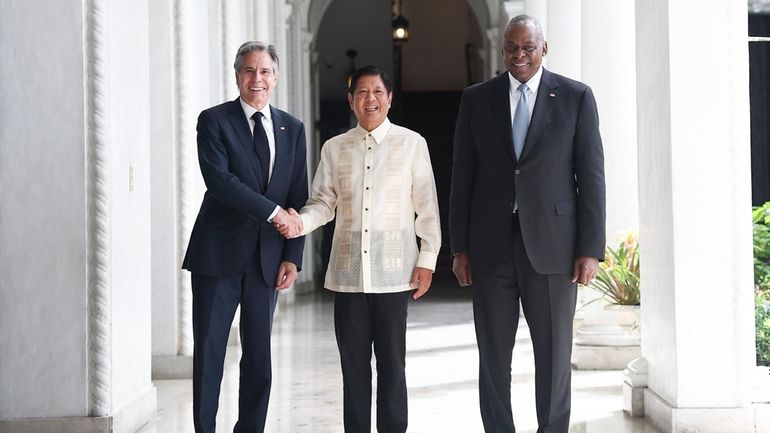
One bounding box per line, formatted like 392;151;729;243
239;98;272;121
355;117;391;144
508;66;543;97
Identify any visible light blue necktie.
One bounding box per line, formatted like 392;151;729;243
512;83;529;159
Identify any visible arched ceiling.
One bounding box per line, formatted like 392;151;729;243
306;0;493;35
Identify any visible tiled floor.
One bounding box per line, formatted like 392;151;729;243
137;279;661;433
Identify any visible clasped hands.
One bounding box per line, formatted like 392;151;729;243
272;207;303;239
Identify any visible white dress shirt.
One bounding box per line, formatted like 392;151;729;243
299;118;442;294
509;66;543;212
239;98;279;221
508;66;543;130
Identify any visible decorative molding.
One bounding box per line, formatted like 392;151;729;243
0;417;111;433
86;0;112;417
174;0;194;357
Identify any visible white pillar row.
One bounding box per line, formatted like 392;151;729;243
635;1;758;432
581;0;638;243
150;0;187;379
284;0;320;293
545;0;580;80
222;0;242;102
486;27;501;77
498;1;525;75
0;0;156;431
523;0;547;42
254;0;272;42
273;0;290;110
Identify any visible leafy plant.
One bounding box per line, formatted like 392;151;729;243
754;201;770;365
754;202;770;293
586;232;640;306
756;291;770;366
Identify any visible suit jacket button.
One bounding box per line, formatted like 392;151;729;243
515;169;520;175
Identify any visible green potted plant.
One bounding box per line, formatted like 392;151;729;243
588;232;640;306
572;232;641;369
754;202;770;366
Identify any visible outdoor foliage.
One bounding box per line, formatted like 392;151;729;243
754;202;770;365
587;232;640;306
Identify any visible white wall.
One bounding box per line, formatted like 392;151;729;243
108;0;154;409
0;0;89;418
0;0;155;424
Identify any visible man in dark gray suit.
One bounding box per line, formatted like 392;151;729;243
449;15;606;433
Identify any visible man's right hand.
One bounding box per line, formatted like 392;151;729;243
452;253;472;287
272;207;303;239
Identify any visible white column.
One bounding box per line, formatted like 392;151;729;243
272;0;290;110
546;0;580;80
173;0;198;360
283;1;318;293
581;0;638;242
254;0;271;43
150;0;186;379
486;28;500;78
523;0;547;39
0;0;156;431
636;1;756;432
222;0;242;101
497;1;525;76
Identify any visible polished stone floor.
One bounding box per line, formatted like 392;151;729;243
137;278;661;433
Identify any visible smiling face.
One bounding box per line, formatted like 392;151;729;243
348;74;392;132
502;21;548;84
236;50;277;110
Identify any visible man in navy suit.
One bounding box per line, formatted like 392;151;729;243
183;41;307;433
450;15;606;433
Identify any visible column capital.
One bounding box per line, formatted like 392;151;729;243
486;27;498;44
300;30;314;52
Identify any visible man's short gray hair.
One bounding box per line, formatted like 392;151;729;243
233;41;279;72
505;14;545;42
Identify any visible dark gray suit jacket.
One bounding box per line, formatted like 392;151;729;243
449;69;606;275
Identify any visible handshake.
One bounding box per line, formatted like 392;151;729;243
272;207;303;239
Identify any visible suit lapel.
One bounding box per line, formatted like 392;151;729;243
225;98;263;186
490;73;517;163
519;69;558;162
266;106;288;194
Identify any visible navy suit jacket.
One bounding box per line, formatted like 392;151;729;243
449;69;606;275
183;98;308;285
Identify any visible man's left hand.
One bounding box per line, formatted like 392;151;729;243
275;261;298;290
410;267;433;300
572;257;599;285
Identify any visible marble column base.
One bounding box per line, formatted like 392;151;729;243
152;354;193;379
572;343;641;370
645;388;770;433
0;416;110;433
622;357;647;417
0;385;156;433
